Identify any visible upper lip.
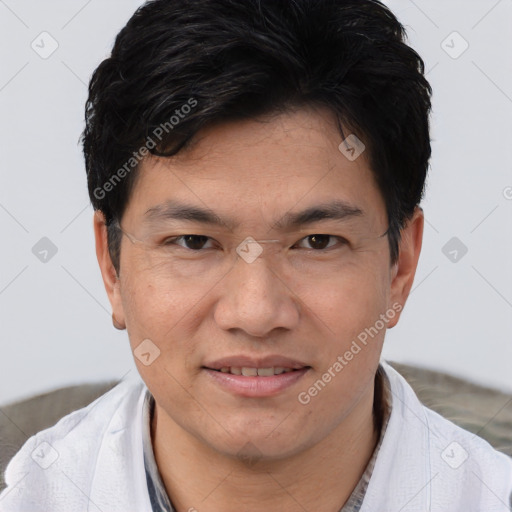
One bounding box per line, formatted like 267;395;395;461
203;355;310;370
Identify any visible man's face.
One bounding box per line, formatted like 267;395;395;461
105;107;407;460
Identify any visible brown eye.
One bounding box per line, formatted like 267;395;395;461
165;235;213;250
295;235;346;250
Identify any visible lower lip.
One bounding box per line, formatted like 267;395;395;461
203;368;310;397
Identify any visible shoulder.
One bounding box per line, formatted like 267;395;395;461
377;361;512;508
0;373;147;511
422;397;512;474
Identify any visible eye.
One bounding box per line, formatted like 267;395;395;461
162;234;347;252
163;235;215;251
294;234;347;251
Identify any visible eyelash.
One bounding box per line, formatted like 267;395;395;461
162;234;349;252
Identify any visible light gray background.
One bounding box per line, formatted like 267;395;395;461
0;0;511;406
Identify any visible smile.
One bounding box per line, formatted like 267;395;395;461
207;366;304;376
202;366;311;397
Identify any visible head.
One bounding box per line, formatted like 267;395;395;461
84;0;430;460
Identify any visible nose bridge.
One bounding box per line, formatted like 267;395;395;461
236;236;281;263
233;245;283;307
215;242;299;336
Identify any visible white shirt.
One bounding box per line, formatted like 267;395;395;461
1;361;511;511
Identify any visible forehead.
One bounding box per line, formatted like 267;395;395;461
124;107;386;231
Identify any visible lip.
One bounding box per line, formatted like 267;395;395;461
203;367;311;397
203;355;309;370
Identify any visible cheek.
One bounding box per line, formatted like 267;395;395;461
301;258;390;336
121;265;199;335
299;259;389;406
120;273;202;410
119;272;202;382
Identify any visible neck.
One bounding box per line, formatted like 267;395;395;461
151;373;385;512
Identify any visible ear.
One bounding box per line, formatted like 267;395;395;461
93;211;126;329
387;206;424;328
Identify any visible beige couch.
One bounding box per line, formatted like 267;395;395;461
1;362;511;492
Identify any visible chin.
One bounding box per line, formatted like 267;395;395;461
203;422;311;464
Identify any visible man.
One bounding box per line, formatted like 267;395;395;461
1;0;511;511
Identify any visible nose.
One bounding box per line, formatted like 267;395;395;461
213;251;300;338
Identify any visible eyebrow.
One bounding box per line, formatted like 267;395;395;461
143;199;364;231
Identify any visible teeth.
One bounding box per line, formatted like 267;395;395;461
257;367;274;376
214;366;300;376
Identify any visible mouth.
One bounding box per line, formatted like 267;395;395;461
204;366;310;376
202;360;311;397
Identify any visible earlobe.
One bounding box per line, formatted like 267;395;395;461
93;211;126;329
388;206;424;327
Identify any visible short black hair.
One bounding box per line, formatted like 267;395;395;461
81;0;432;273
